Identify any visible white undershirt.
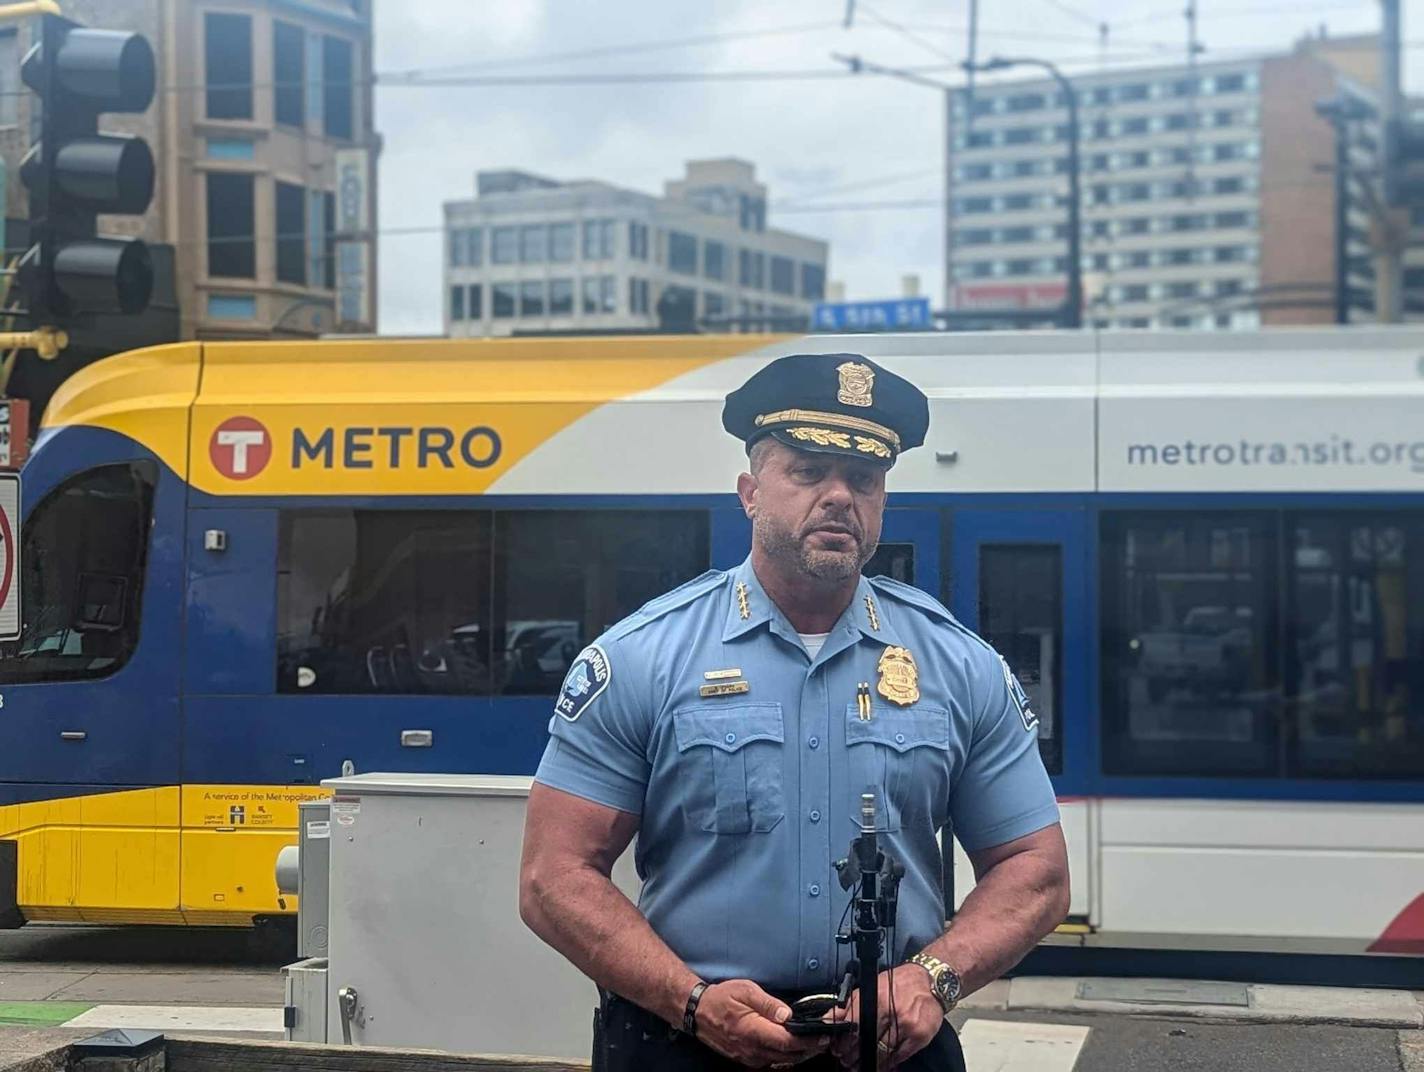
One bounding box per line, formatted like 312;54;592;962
799;632;831;659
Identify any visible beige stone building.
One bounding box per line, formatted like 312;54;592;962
0;0;378;340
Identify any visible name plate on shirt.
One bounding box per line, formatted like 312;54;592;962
699;680;751;698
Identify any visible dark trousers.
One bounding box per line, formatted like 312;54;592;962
595;992;967;1072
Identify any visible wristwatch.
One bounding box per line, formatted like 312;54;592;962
907;952;962;1013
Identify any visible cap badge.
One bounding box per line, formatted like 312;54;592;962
836;362;875;408
877;645;920;706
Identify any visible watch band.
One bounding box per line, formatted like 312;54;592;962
683;981;710;1036
908;952;959;1013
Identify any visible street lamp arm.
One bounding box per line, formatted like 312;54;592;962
831;52;953;92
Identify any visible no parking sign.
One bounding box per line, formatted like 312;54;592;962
0;474;18;641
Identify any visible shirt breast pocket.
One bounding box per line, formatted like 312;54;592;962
672;703;786;835
845;704;951;832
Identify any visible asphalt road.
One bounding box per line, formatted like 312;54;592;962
0;924;1419;1071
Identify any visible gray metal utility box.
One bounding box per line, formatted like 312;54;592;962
311;773;638;1060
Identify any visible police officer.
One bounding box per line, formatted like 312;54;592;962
520;353;1069;1070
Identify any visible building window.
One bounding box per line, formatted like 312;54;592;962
207;172;255;279
1126;250;1151;268
549;223;575;263
1118;83;1150;101
1121;117;1150;136
704;241;727;281
1216;279;1242;296
1215;73;1247;93
1213;176;1245;195
548;278;573;316
801;263;825;301
323;192;336;289
205;13;252;120
520;224;546;264
273;21;305;127
492;226;518;264
738;249;765;289
583;219;615;260
276;180;306;285
669;231;698;275
1165;113;1192;132
1213;142;1242;162
704;291;725;318
0;464;156;684
492;282;516;318
1122;284;1149;302
450;227;483;268
629;277;649;315
769;255;795;296
467;283;482;320
1122;217;1151;235
629;221;649;261
962;162;993;180
1215;210;1251;228
1002;193;1035;211
519;280;545;317
582;275;616;315
1005;92;1045;112
1004;127;1038;145
450;284;465;321
1165;280;1197;298
1214;246;1246;263
322;36;355;140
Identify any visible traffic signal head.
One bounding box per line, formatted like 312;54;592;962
1385;118;1424;208
20;16;157;323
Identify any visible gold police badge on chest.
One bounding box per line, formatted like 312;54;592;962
876;646;919;706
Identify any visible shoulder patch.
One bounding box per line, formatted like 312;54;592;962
1000;656;1039;733
554;644;611;722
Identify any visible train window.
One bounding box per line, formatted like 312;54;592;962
1287;515;1424;780
1100;512;1279;777
491;511;708;695
979;545;1063;775
0;463;156;683
277;511;494;695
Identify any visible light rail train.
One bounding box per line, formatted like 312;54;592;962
0;328;1419;957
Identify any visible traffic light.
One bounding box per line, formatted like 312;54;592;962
1384;119;1424;207
19;15;157;325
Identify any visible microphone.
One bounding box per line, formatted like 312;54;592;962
854;790;879;873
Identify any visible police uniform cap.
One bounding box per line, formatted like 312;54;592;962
722;353;929;468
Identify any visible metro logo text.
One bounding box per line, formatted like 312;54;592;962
290;425;503;470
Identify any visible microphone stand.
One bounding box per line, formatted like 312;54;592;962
836;792;904;1072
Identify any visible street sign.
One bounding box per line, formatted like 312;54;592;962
812;298;931;332
0;473;19;641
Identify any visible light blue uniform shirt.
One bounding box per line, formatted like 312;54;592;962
535;557;1059;991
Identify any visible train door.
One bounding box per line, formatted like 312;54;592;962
949;508;1093;927
0;459;184;788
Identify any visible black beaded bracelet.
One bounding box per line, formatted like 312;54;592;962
683;981;710;1037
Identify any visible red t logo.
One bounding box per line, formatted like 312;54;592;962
210;416;272;480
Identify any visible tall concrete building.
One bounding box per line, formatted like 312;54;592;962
443;159;829;337
946;34;1400;329
0;0;378;340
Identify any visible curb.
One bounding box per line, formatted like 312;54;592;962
1002;978;1424;1030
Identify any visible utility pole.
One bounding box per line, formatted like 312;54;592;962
1377;0;1403;322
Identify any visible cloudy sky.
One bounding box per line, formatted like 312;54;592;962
372;0;1419;335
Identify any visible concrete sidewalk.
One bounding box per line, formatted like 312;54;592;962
960;977;1424;1029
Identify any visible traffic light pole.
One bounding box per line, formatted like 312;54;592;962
1377;0;1404;323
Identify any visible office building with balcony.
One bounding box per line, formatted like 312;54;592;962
0;0;378;339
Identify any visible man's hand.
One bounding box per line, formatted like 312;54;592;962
694;979;830;1069
829;965;944;1070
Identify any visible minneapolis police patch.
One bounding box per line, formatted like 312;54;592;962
554;644;611;723
999;656;1039;733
